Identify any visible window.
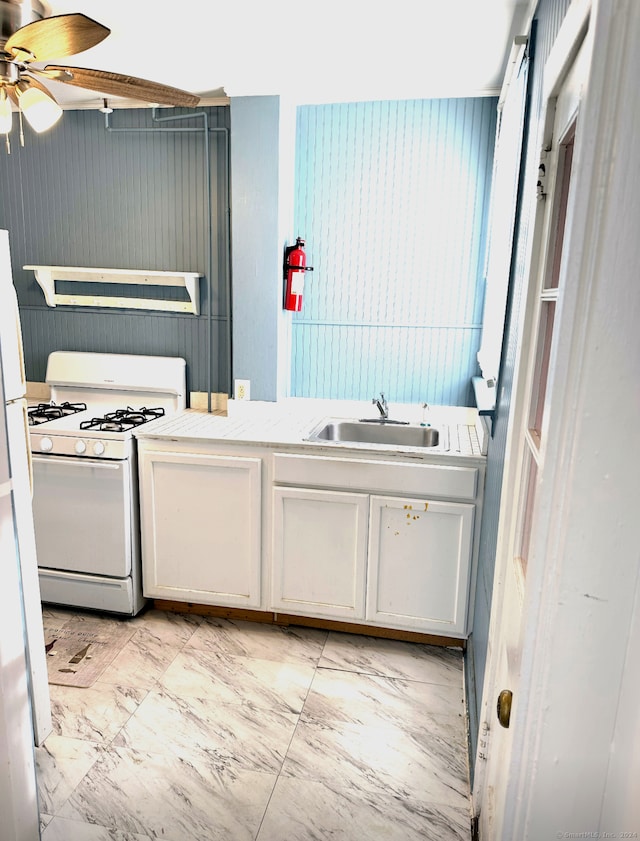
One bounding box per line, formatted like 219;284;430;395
515;125;576;575
477;42;530;390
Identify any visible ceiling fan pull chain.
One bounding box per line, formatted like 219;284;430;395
18;109;25;147
4;133;10;155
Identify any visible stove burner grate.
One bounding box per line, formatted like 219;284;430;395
28;401;88;426
79;406;165;433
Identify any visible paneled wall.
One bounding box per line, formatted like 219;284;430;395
291;97;497;405
230;96;296;402
466;0;572;775
0;106;230;395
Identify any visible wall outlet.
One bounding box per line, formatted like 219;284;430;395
235;379;250;401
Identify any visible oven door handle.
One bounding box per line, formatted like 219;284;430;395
31;455;123;470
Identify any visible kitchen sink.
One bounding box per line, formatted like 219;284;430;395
307;419;440;448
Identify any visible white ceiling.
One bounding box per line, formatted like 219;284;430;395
42;0;533;107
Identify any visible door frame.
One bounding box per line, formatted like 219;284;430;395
505;0;640;829
472;0;593;829
474;0;640;833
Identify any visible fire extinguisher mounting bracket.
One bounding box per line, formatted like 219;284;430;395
284;266;314;277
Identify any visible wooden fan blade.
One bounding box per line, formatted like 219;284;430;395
4;14;110;63
44;65;200;108
6;87;19;108
18;74;60;102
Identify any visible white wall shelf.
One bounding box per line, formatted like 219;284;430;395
23;265;202;315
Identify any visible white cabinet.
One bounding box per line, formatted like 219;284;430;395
271;453;481;637
137;439;483;639
367;495;474;635
272;487;368;620
139;448;262;607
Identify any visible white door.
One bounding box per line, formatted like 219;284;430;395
5;401;52;745
0;231;27;402
367;495;474;635
271;486;368;620
475;12;591;838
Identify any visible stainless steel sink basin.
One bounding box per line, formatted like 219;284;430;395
308;419;440;448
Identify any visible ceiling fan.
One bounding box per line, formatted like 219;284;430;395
0;0;200;143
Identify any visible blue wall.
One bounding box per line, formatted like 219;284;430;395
291;97;497;404
1;95;496;408
230;96;296;402
0;106;230;396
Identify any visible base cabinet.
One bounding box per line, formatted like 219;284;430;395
367;495;474;635
271;485;475;635
139;449;262;607
271;487;368;620
137;442;482;640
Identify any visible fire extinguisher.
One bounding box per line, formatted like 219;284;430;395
283;237;314;311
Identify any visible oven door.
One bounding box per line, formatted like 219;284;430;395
32;454;134;578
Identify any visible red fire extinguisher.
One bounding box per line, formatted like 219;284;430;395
284;237;314;311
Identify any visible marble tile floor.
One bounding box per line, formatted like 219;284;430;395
37;606;472;841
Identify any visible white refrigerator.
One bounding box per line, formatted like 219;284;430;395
1;228;51;839
0;390;41;839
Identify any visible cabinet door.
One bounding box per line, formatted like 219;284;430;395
367;495;474;635
272;487;368;620
139;450;261;607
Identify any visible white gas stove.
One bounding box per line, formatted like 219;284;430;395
29;403;167;459
30;351;186;615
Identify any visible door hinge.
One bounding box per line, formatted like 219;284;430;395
537;144;552;200
537;156;548;200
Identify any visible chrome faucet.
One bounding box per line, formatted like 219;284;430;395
372;392;389;420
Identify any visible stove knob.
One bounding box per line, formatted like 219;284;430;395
40;437;53;452
93;441;106;456
75;440;87;454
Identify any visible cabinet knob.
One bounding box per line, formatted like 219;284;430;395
497;689;513;728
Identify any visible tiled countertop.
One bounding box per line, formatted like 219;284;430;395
135;398;487;461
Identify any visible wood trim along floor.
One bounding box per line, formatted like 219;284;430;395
152;600;466;648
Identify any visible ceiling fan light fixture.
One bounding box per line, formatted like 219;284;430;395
0;89;12;134
0;10;199;136
18;85;62;133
